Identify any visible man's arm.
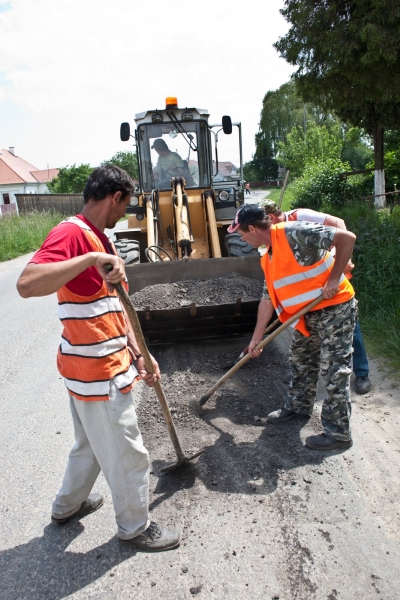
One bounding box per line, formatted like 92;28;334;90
295;208;347;230
123;309;161;387
324;229;356;299
323;215;346;230
248;297;275;358
17;252;124;298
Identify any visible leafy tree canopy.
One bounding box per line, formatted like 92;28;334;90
274;0;400;134
47;164;94;193
277;121;343;177
100;151;138;180
384;129;400;152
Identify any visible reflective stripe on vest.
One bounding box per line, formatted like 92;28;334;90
273;253;334;289
261;223;354;336
56;216;137;401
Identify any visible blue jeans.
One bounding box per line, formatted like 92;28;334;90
353;320;369;377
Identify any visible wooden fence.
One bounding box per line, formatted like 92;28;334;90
15;194;84;216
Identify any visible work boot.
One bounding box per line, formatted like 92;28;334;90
354;376;371;394
51;493;104;525
305;434;353;451
120;522;180;553
267;407;310;423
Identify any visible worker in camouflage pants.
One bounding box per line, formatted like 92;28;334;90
285;299;358;441
227;203;357;451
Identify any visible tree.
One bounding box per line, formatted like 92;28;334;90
48;164;93;193
292;158;357;210
341;126;373;171
277;121;343;177
275;0;400;206
100;151;138;180
253;79;349;180
253;81;309;179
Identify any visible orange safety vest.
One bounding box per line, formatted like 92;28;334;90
285;209;299;221
261;223;354;337
56;217;138;401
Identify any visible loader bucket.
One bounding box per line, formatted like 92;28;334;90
125;256;264;344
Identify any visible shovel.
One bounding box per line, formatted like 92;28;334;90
199;294;324;406
223;317;281;369
106;265;204;473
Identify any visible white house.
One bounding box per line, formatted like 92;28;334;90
0;148;59;212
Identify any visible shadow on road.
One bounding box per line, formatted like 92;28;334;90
0;522;135;600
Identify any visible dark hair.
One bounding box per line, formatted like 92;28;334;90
83;165;134;204
238;217;271;232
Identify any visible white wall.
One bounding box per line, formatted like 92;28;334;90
0;182;50;204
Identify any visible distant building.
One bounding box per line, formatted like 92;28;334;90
212;160;239;181
0;148;59;207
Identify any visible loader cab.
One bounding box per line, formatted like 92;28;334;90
127;103;213;194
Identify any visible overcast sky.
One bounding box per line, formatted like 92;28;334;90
0;0;293;171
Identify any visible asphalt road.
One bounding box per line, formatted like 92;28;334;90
1;254;399;599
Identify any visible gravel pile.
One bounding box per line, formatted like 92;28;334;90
130;274;263;310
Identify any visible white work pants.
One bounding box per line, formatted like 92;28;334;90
52;380;150;539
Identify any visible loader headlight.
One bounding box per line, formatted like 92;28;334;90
218;190;230;201
130;196;139;207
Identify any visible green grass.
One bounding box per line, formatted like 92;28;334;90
323;204;400;374
0;211;63;261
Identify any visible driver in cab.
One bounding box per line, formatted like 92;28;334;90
152;138;185;188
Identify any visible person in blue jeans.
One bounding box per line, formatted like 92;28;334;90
352;321;371;393
256;200;372;395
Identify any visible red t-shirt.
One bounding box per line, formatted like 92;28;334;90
30;215;115;296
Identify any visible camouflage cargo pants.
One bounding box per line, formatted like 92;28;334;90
284;297;358;441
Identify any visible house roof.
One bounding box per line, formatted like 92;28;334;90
0;149;59;185
212;160;238;175
31;168;59;182
0;159;25;184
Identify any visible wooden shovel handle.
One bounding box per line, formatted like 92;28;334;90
199;293;324;405
105;266;185;460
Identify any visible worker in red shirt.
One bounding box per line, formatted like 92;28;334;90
17;165;180;552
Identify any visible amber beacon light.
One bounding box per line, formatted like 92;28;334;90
165;96;178;109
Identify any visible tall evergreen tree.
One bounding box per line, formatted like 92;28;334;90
275;0;400;206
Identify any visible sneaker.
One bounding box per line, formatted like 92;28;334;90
354;376;371;394
120;522;180;553
51;493;104;525
266;407;310;423
306;433;353;451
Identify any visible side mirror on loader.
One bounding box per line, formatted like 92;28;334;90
222;116;232;135
120;122;131;141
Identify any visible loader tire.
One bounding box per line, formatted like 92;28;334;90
114;239;140;265
225;233;259;257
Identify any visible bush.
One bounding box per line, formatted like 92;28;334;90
291;158;360;210
325;204;400;371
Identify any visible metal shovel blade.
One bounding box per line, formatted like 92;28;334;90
160;449;205;473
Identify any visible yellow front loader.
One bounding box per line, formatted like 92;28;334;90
115;97;262;343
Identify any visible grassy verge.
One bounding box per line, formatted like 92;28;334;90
0;212;63;261
325;204;400;374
